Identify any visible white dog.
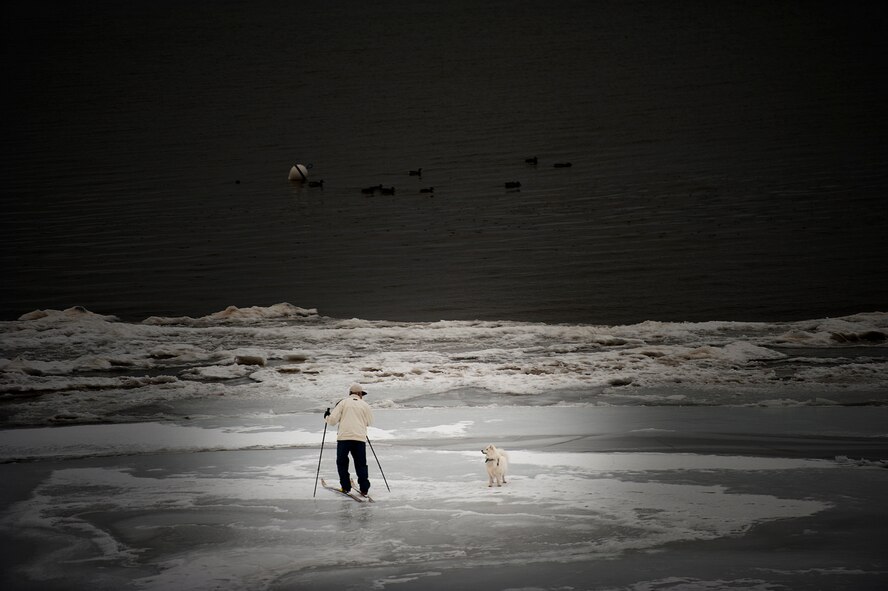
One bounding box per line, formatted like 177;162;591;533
481;444;508;487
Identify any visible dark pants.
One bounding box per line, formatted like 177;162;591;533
336;440;370;493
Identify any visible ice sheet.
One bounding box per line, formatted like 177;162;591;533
1;306;886;427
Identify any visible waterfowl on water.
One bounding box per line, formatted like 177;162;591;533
361;184;383;194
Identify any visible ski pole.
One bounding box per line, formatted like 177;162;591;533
313;409;329;497
366;436;391;492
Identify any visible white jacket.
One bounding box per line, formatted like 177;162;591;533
325;394;374;441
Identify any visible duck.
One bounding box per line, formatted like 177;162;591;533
308;180;324;188
361;184;383;194
525;156;538;164
380;186;396;195
409;168;423;176
504;181;521;189
420;187;434;193
553;162;572;168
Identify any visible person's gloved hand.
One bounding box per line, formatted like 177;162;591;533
323;408;331;418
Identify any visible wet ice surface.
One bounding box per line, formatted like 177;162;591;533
2;407;887;590
3;406;887;462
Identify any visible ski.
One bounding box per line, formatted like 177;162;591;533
351;478;375;503
320;478;365;502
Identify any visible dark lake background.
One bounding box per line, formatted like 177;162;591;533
3;0;887;324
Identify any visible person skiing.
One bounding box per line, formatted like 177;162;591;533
324;383;374;495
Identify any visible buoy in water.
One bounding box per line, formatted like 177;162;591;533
288;164;309;182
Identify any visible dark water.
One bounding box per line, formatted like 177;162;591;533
4;0;887;324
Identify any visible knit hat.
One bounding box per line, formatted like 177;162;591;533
349;383;366;396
